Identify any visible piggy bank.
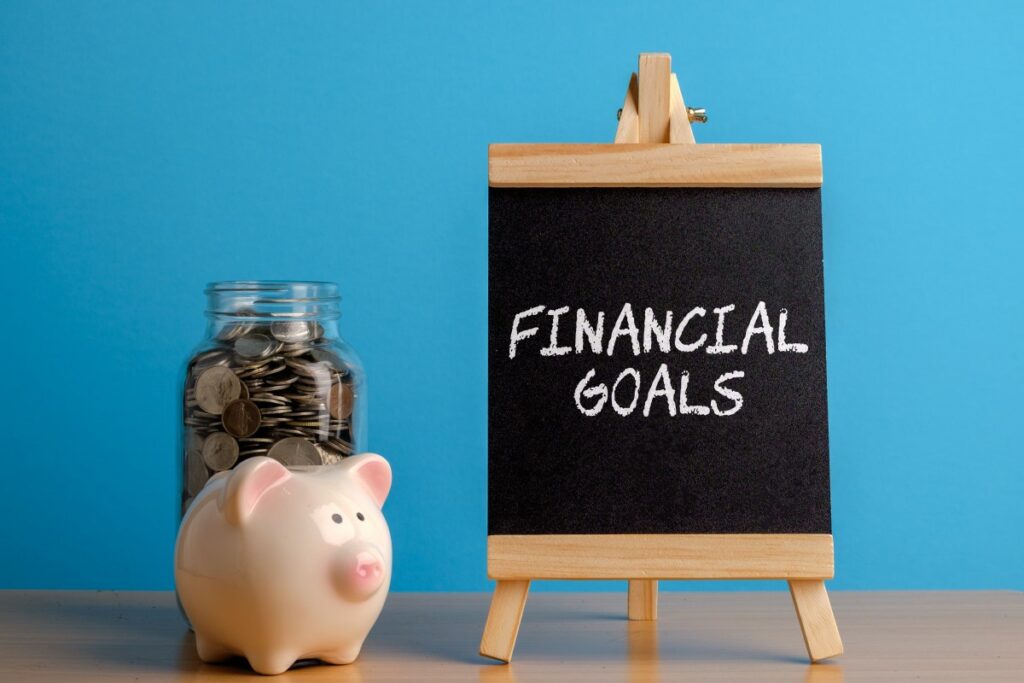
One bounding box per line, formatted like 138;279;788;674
175;453;392;675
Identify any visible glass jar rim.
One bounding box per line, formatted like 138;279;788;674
206;280;339;298
205;280;341;320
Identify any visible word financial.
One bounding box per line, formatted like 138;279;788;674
508;302;809;418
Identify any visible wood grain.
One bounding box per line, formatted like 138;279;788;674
628;579;658;620
613;70;694;144
488;534;835;580
488;143;822;187
613;72;640;144
2;590;1022;681
612;63;691;627
668;73;696;144
479;580;530;662
790;580;844;662
638;53;671;143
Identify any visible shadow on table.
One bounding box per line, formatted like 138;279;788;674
1;593;350;679
476;609;843;683
478;665;842;683
5;592;843;681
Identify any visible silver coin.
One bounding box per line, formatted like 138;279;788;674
186;449;210;496
270;320;316;343
190;348;232;372
315;443;343;465
201;432;240;471
273;428;307;437
234;333;276;359
234;356;274;373
309;348;346;371
257;362;287;377
195;366;242;415
192;347;229;363
249;395;289;405
185;428;204;453
267;437;323;466
216;321;255;341
263;376;299;388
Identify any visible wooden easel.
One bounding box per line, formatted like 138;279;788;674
479;53;843;664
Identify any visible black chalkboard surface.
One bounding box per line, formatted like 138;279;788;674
488;186;830;536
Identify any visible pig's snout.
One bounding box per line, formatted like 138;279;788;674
332;542;386;601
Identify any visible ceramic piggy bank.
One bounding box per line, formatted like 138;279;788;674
175;453;392;675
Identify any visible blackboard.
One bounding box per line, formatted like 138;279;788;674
488;187;830;536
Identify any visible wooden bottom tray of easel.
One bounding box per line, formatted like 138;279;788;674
480;533;843;663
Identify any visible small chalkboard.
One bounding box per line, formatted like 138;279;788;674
479;54;842;666
488;186;830;536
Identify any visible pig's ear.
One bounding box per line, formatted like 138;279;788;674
220;457;291;526
344;453;392;507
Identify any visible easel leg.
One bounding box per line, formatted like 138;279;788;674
627;579;658;620
480;580;531;662
788;579;843;662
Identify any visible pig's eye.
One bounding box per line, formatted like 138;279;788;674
332;513;343;524
356;512;365;521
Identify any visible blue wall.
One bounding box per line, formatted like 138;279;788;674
1;1;1021;591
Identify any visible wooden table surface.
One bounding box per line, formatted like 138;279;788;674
1;590;1021;681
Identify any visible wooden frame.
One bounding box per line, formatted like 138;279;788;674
488;535;834;580
481;53;841;665
489;143;822;188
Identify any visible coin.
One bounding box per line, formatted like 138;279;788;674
216;321;255;341
315;443;343;465
195;366;243;414
185;429;204;453
310;347;346;370
285;357;331;380
267;436;323;466
233;356;274;375
202;432;240;471
186;449;210;496
256;405;291;415
270;320;316;343
184;320;360;511
326;437;354;455
329;380;354;420
222;399;262;437
234;333;276;359
189;348;232;374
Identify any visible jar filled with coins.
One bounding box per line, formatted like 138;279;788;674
180;281;366;515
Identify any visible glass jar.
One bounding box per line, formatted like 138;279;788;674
180;281;366;516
